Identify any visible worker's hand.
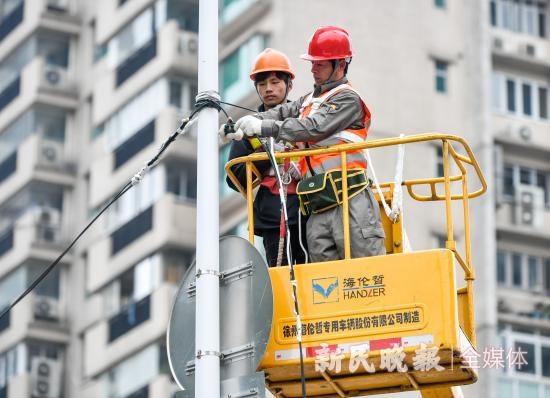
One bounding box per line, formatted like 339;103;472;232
288;161;302;181
218;123;243;144
235;115;262;137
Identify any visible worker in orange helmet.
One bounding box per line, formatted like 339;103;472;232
228;26;386;262
223;48;308;266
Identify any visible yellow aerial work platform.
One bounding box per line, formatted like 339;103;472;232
225;134;487;398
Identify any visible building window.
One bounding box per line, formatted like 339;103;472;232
434;0;445;8
497;249;550;294
0;344;26;387
491;0;498;26
104;343;167;398
221;0;258;25
491;0;547;38
539;87;548;119
103;80;166;150
436;147;444;177
104;167;163;233
516;341;536;374
506;78;516;112
221;35;266;103
501;164;550;206
167;0;199;32
512;252;522;287
434;60;448;93
522;83;532;116
497;250;507;284
528;256;541;290
494;72;550;120
166;162;197;201
497;326;550;396
503;165;515;196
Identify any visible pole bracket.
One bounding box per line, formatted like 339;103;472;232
196;349;222;359
195;268;221;279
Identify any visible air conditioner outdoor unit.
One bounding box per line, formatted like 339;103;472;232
519;43;537;57
31;357;62;398
44;66;62;86
36;207;61;243
40;141;62;165
38;207;61;226
516;125;533;141
182;36;198;54
33;296;60;320
515;184;544;228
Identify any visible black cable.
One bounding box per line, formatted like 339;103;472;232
219;101;258;114
0;182;132;321
262;139;307;398
0;114;200;321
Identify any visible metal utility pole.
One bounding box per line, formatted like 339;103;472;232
194;0;220;397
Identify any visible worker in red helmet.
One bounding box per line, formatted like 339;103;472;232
228;26;386;262
223;48;308;267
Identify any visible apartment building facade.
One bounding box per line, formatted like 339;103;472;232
0;0;548;397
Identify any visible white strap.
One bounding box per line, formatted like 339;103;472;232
364;134;412;252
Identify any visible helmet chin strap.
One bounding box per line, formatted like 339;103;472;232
320;59;342;86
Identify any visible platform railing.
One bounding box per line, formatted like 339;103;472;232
225;133;488;345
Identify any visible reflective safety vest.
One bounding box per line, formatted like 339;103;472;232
298;83;371;177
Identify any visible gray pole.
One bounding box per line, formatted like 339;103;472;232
194;0;220;396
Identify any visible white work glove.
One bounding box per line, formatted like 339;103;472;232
234;115;262;137
218;123;243;144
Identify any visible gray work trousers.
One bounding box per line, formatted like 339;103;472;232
306;187;386;262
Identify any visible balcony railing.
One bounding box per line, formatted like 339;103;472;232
114;119;155;169
108;294;151;342
111;206;153;255
0;1;24;42
116;37;157;87
126;385;149;398
0;76;20;112
0;228;14;258
0;308;10;334
0;152;17;184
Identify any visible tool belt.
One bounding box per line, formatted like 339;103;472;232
296;169;370;215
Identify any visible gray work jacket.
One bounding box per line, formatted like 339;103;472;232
258;77;368;144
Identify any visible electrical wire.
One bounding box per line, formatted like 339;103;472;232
218;101;258;114
262;137;307;398
0;182;132;321
0;111;201;321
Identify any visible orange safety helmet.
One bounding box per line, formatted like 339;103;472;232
300;26;353;61
249;48;295;80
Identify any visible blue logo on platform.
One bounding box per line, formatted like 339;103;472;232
312;277;339;304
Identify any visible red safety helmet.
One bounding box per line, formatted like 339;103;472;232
249;48;295;80
300;26;353;61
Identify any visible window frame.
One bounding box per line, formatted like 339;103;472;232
492;72;550;122
434;59;448;93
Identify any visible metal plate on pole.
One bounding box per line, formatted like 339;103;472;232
167;236;273;397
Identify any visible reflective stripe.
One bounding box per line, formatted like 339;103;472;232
300;152;366;176
298;82;370;177
315;130;366;147
301;84;359;118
